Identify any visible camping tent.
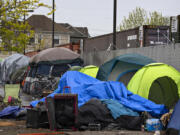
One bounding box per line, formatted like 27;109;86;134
29;47;83;77
68;66;82;71
23;47;83;96
96;53;155;85
127;63;180;109
0;54;30;84
69;65;99;78
79;65;99;78
30;47;82;65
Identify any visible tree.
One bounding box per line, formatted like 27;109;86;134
118;7;170;31
0;0;52;53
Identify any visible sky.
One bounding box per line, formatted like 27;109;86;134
29;0;180;37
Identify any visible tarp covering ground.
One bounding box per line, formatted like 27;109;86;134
31;71;168;117
0;106;26;118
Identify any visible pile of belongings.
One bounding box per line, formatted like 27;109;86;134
29;71;168;131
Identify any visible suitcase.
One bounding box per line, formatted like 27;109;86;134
46;86;78;130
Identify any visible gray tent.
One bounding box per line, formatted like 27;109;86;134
0;54;30;84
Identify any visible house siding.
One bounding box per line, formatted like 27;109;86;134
31;32;70;49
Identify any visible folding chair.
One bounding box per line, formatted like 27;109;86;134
3;84;20;102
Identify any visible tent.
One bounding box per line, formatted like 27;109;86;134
127;63;180;109
79;65;99;78
29;47;83;76
68;66;82;71
167;99;180;134
29;47;82;65
96;53;155;85
0;54;30;84
23;47;83;96
69;65;99;78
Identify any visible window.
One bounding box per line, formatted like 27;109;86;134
38;34;42;43
54;35;59;45
60;35;70;45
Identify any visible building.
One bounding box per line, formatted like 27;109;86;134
83;25;170;52
59;23;90;44
56;23;90;54
26;15;90;53
27;15;71;49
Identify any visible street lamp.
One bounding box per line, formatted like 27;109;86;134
23;9;34;55
52;0;55;48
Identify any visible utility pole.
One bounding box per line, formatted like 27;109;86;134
52;0;55;48
23;9;33;54
113;0;117;50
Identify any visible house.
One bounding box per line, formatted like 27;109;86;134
56;23;90;54
59;23;90;44
26;15;90;53
27;15;70;49
84;25;170;52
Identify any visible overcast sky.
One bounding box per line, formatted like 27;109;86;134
30;0;180;36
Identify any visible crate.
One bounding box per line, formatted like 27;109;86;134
46;87;78;130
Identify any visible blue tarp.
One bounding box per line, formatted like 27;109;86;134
31;71;168;117
168;100;180;130
0;106;25;118
101;99;139;119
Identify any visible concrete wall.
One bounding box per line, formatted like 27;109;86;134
83;43;180;71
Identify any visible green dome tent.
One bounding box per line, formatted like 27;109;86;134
69;65;99;78
127;63;180;109
96;53;155;86
79;65;99;78
68;66;82;71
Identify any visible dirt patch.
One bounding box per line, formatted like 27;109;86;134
0;119;157;135
0;121;17;126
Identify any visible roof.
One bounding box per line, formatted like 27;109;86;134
27;15;69;33
58;23;90;38
75;27;90;37
30;47;80;64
